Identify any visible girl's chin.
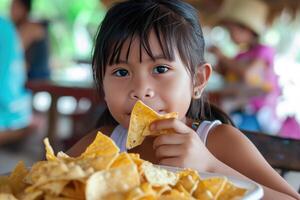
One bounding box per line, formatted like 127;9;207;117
120;116;130;129
121;123;130;129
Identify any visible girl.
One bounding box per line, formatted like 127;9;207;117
68;0;300;199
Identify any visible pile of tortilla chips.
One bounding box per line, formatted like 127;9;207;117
0;132;247;200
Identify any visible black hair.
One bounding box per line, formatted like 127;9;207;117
18;0;32;12
92;0;234;128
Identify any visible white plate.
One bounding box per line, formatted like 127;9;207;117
157;165;264;200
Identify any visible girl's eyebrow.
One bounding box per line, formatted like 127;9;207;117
117;54;168;64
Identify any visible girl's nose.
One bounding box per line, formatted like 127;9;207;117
129;88;155;100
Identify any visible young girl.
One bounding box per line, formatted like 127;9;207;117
68;0;300;199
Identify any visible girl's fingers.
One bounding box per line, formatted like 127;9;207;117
153;134;185;149
150;118;192;135
159;157;185;168
155;144;183;159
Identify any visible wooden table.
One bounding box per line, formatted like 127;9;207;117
26;80;103;150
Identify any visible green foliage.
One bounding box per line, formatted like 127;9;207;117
0;0;107;63
32;0;107;62
0;0;10;16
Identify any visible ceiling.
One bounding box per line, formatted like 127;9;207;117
100;0;300;25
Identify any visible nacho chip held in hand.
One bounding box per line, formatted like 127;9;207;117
126;100;178;149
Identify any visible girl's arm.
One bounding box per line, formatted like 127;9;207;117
207;124;300;200
210;46;270;88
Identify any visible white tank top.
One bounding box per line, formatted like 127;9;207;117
110;120;222;152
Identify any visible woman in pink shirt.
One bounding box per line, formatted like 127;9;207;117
210;0;281;134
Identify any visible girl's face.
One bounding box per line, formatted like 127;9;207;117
226;22;256;45
103;31;194;129
10;0;28;25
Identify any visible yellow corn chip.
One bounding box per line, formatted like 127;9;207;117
141;162;178;187
152;185;171;196
217;181;247;200
44;195;75;200
0;176;12;194
158;189;191;200
126;100;178;149
76;154;118;171
59;181;85;200
103;193;126;200
110;152;134;168
57;151;75;162
0;193;18;200
38;180;69;196
126;187;146;200
203;177;228;199
80;132;120;158
18;190;43;200
86;164;140;200
176;169;199;194
44;138;58;161
9;161;29;195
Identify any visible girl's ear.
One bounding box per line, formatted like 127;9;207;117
193;63;212;99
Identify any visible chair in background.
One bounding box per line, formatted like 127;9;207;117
242;130;300;192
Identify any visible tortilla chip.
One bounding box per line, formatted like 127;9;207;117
217;181;247;199
86;164;140;200
176;169;200;194
44;138;58;161
9;161;29;195
203;177;228;199
141;162;178;187
38;180;69;196
126;100;178;149
110;152;134;168
0;193;18;200
0;176;12;194
80;132;120;158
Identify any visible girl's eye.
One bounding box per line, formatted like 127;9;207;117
153;65;169;74
113;69;129;77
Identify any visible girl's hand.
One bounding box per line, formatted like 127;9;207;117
150;118;218;172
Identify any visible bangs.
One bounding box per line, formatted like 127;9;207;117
106;6;178;65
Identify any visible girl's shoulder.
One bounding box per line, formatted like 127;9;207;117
66;126;115;157
207;123;246;147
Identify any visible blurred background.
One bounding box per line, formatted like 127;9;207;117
0;0;299;192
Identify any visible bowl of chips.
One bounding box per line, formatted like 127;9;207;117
0;131;263;200
158;165;263;200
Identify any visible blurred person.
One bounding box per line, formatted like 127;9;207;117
0;16;32;144
10;0;50;80
209;0;281;134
